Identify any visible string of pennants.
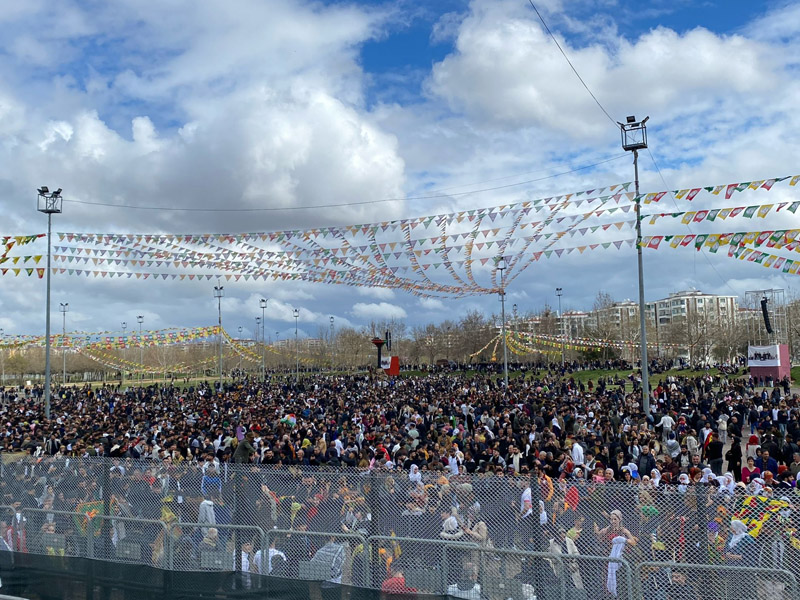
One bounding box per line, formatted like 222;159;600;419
642;229;800;276
517;331;684;350
0;326;219;350
77;347;219;375
222;329;317;365
646;201;800;224
0;172;797;297
506;334;561;356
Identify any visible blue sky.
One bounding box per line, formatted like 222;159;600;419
0;0;798;339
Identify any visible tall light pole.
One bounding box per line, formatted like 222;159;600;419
121;321;127;386
555;288;564;367
60;303;69;384
329;316;335;370
619;115;650;415
497;257;508;388
260;298;268;380
237;326;243;373
214;281;224;390
293;309;300;383
0;328;4;387
37;186;62;420
137;315;144;382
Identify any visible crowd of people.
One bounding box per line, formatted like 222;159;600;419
0;364;797;599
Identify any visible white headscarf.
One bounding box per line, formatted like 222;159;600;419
539;500;548;525
728;519;749;549
716;473;735;495
408;464;422;484
700;468;714;483
650;469;661;488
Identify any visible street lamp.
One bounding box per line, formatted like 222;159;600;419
238;326;243;373
555;288;564;367
121;321;127;386
329;316;335;370
293;309;300;383
619;114;650;414
60;303;69;384
37;185;62;420
137;315;144;382
497;257;508;388
214;281;224;390
260;298;268;380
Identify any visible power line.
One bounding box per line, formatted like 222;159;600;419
525;0;617;127
60;154;628;213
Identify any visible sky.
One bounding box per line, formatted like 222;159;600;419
0;0;799;341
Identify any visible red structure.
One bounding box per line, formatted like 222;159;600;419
371;337;385;368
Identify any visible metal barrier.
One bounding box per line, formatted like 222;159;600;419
266;528;368;583
90;513;171;567
635;561;798;600
367;534;479;594
170;521;266;573
477;547;566;600
4;457;800;600
20;507;93;558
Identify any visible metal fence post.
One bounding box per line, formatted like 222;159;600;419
101;460;111;561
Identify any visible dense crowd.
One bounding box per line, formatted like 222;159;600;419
0;365;797;599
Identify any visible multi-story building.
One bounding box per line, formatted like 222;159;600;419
585;300;639;333
645;290;738;327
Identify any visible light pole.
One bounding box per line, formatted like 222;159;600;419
260;298;268;380
60;303;69;384
497;257;508;388
293;309;300;383
237;326;243;373
37;186;62;420
0;328;4;387
555;288;564;367
121;321;127;385
329;316;335;370
214;281;224;390
619;115;650;415
137;315;144;382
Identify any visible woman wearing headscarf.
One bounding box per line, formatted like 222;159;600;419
724;519;757;567
724;519;760;600
594;510;635;598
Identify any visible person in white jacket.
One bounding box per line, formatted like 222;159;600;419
198;492;217;536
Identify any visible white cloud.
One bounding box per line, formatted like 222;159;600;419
357;287;396;300
418;298;445;311
351;302;408;320
427;0;779;138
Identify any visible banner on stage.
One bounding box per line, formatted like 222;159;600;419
747;344;781;367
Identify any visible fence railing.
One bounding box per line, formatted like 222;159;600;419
4;507;796;600
2;456;799;600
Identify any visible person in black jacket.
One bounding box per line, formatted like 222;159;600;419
705;433;725;476
636;445;656;477
725;436;743;481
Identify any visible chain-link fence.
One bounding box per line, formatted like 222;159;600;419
1;456;798;600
